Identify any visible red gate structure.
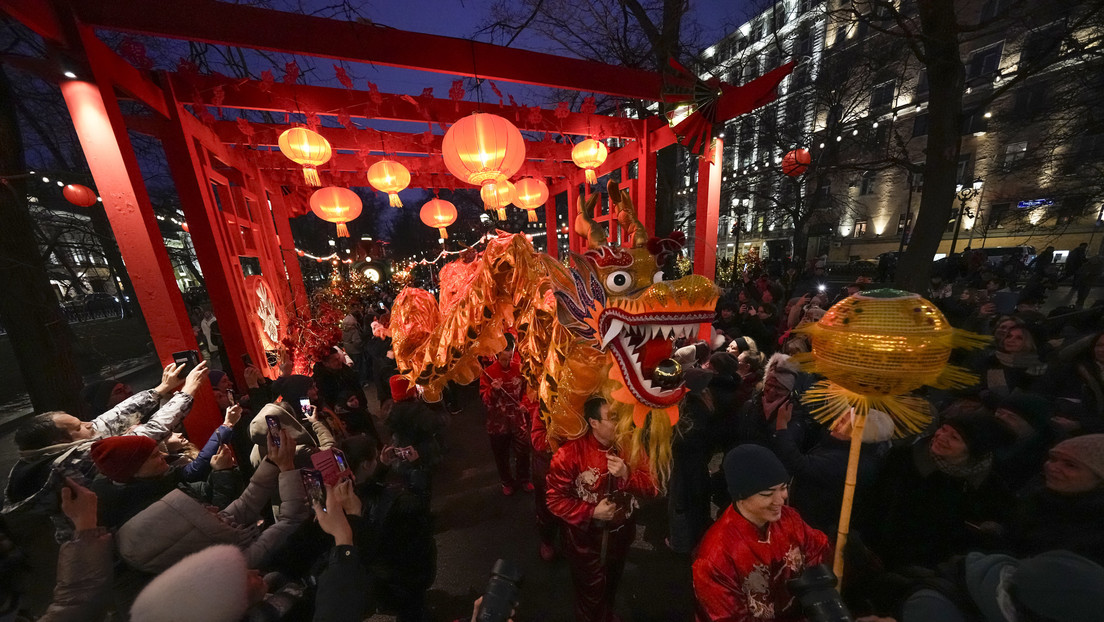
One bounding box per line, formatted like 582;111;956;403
2;0;788;440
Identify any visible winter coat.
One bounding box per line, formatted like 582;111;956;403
90;464;243;531
37;528;114;622
313;545;371;622
1007;483;1104;565
116;459;308;573
2;389;193;518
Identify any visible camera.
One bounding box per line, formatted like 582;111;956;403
476;558;523;622
786;564;854;622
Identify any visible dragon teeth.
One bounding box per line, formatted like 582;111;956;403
601;320;624;349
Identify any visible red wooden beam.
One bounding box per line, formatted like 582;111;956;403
79;26;168;117
249;149;574;179
170;73;644;139
0;0;64;44
73;0;664;101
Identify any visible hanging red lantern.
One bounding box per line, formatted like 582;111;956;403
480;178;515;220
366;160;411;207
442;113;526;204
62;184;97;207
513;177;548;222
278;127;332;186
420;198;458;239
571;138;608;185
309;187;362;237
782;148;811;176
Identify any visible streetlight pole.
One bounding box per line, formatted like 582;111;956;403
949;177;983;257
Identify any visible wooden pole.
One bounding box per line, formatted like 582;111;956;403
833;409;866;582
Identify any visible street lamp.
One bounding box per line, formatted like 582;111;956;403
949;177;983;256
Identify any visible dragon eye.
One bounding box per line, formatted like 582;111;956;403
605;271;634;293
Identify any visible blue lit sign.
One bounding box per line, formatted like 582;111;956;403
1017;198;1052;209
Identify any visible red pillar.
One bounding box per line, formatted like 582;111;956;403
693;137;723;279
60;79;220;439
267;191;310;313
568;182;581;255
638;147;657;236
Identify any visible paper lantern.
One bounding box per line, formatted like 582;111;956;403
571;139;608;185
278;127;332;186
782;148;811;177
420;198;458;239
309;187;362;237
442;113;526;189
513;177;549;222
480;178;515;219
367;160;410;208
62;184;97;207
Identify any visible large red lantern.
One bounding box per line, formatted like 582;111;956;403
309;187;362;237
420;198;458;239
571;138;608;185
513;177;549;222
480;179;516;220
62;184;97;207
442;113;526;195
366;160;411;207
278;127;332;186
782;148;811;177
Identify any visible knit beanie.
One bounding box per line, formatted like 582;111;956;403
1012;550;1104;622
91;435;158;483
723;445;790;501
208;369;226;387
708;352;740;379
274;374;314;405
1050;434;1104;480
945;412;1011;457
130;545;251;622
764;353;800;391
390;375;417;402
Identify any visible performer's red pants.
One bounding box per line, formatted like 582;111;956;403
562;522;635;622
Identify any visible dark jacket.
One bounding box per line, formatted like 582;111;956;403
1007;483;1104;565
313;545;371;622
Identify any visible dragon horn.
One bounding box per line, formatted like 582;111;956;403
573;192;608;249
609;180;649;249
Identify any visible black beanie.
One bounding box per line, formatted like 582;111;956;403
708;352;740;379
945;413;1012;457
723;445;790;501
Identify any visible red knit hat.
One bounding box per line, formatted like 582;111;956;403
91;435;158;482
389;375;417;402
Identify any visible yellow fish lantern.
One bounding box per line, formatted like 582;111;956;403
793;288;989;433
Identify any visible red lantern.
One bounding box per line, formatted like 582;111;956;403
420;198;458;239
513;177;549;222
62;184;97;207
278;127;332;186
366;160;410;207
442;113;526;202
571;139;608;185
782;149;811;176
480;178;516;219
309;187;362;237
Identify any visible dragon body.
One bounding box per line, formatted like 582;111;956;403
390;181;719;485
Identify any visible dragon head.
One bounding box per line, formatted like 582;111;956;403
553;181;718;426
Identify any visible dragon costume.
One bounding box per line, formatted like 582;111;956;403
390;180;719;486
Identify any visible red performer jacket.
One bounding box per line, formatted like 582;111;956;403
479;353;529;435
545;433;658;532
692;505;830;622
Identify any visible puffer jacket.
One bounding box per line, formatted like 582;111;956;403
247;402;335;467
38;528;114;622
2;389;193;517
116;459;308;573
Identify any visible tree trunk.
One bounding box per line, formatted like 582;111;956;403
0;68;84;415
895;0;965;293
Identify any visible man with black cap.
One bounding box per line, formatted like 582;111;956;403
693;445;829;621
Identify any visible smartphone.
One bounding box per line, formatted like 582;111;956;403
299;397;312;416
171;350;201;378
300;469;326;511
311;448;351;486
265;414;281;447
241;353;254;368
226;389;235;404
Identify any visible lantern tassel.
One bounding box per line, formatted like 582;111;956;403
585;169;597;185
496;208;506;220
527;210;538;222
303;167;321;187
389;193;403;208
438;227;449;239
336;223;349;237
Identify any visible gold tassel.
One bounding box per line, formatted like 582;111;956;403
527;209;538;222
389;193;403;208
497;208;506;220
303;167;321;186
438;227;448;239
336;222;349;237
585;169;597;185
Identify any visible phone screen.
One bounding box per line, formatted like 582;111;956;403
265;415;281;447
299;398;311;413
333;449;348;472
171;350;201;378
226;389;235;404
300;469;326;510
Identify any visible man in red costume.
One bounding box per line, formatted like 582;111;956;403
546;396;659;622
693;444;830;621
480;335;532;495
